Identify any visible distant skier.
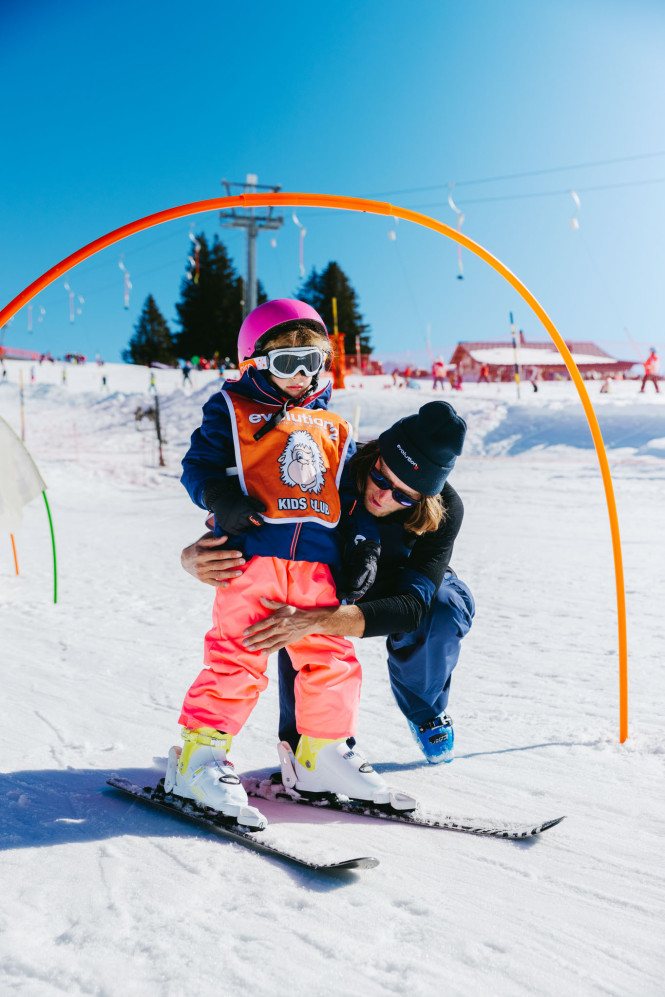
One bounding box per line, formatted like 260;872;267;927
640;346;660;393
432;357;447;390
448;366;463;390
170;299;412;827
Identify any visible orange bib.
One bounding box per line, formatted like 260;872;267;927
222;390;352;528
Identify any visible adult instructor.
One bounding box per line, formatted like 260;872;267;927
181;401;474;764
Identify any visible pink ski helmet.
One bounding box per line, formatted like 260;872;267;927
237;299;328;366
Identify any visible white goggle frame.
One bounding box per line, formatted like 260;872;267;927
241;346;326;378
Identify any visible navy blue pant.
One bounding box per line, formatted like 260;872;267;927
277;574;475;751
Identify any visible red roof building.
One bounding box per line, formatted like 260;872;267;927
449;337;634;379
0;346;42;361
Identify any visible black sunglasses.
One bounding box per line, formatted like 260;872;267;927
368;464;418;507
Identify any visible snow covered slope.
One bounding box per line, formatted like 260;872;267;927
1;365;663;995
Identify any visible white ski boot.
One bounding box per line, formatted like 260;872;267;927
278;736;416;810
164;727;266;829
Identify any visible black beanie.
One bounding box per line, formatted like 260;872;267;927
378;401;467;496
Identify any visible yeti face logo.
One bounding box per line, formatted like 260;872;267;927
278;430;326;493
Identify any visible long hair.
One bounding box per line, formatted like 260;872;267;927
350;440;446;535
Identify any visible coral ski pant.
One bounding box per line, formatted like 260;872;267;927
179;556;361;740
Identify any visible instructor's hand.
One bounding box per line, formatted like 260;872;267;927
180;533;246;588
243;599;330;655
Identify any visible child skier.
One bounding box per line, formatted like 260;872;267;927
640;346;660;393
166;299;411;827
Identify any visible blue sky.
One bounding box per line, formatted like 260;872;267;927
2;0;664;365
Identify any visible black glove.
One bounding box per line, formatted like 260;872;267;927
339;536;381;603
203;480;267;536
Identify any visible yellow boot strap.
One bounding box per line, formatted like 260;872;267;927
181;727;232;750
295;735;344;771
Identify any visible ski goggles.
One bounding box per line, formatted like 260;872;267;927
244;346;326;378
368;462;418;507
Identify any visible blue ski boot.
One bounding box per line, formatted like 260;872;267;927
408;713;454;764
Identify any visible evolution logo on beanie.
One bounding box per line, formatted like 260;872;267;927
378;401;467;496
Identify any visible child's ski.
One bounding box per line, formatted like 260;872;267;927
106;776;379;871
242;773;565;840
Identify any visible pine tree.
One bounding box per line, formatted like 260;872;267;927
297;262;371;357
122;295;176;366
174;234;244;361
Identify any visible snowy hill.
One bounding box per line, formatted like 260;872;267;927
1;362;664;995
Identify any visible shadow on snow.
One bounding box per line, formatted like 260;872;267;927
0;767;369;887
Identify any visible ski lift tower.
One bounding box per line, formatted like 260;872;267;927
219;175;284;318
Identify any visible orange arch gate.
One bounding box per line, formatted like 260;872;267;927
0;192;628;741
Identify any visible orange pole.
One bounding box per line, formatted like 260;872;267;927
10;534;19;574
331;295;345;389
0;192;628;742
